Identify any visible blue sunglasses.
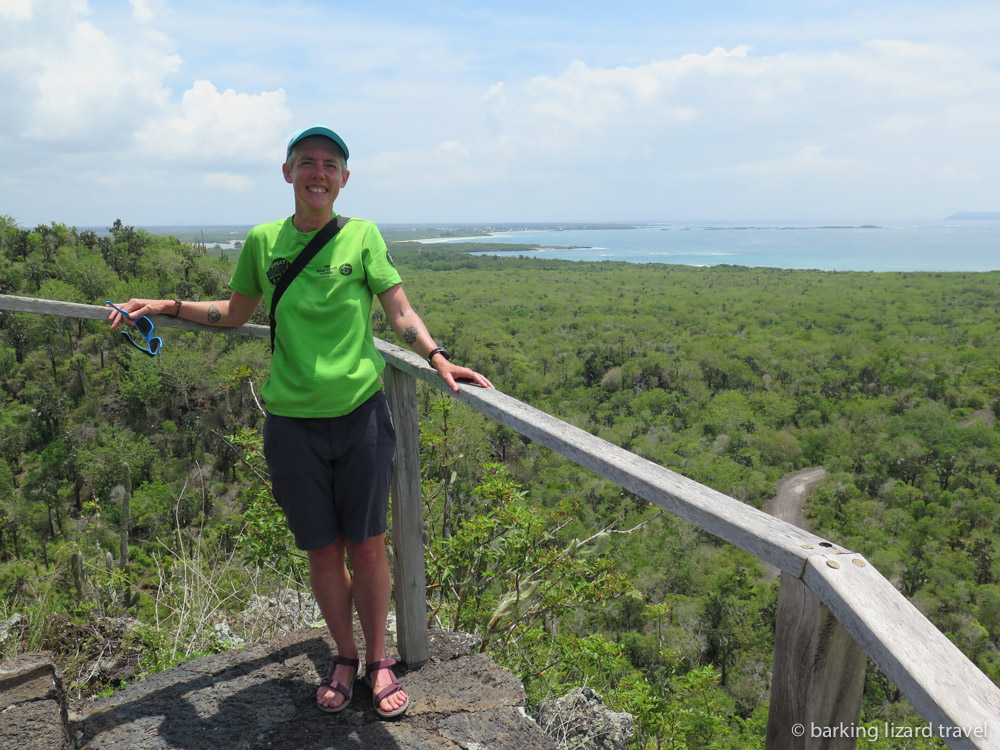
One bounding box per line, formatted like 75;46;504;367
105;301;163;356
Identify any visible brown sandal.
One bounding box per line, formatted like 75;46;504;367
317;655;360;713
363;658;409;719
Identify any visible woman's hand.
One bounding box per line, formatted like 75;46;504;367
432;357;494;393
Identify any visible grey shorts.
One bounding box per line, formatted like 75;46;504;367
262;391;396;549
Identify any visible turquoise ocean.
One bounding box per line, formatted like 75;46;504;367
436;221;1000;272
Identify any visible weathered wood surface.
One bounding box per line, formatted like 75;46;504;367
0;294;269;336
384;366;430;669
766;571;866;750
804;555;1000;749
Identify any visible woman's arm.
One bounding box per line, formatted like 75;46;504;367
107;291;262;329
377;284;494;393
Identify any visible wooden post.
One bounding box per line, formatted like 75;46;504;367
766;571;866;749
384;366;429;668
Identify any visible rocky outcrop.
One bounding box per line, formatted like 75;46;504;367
2;627;556;749
0;651;73;750
536;687;634;750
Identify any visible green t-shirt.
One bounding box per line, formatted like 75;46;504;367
229;215;402;417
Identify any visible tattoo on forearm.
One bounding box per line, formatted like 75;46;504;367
207;304;222;324
404;325;418;345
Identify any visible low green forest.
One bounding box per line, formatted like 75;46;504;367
2;216;999;749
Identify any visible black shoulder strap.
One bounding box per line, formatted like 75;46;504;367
269;215;350;353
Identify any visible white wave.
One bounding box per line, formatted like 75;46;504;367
647;251;739;257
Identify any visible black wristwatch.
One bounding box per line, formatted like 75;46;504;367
427;346;450;366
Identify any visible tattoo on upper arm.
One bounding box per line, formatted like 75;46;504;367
404;325;418;345
207;304;222;324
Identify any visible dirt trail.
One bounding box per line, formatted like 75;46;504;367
761;466;826;580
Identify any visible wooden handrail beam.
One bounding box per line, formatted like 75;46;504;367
0;294;263;335
805;554;1000;747
373;338;837;577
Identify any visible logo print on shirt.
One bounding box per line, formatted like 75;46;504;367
267;258;290;285
339;264;353;276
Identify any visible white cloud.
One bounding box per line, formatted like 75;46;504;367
482;81;505;103
129;0;166;24
518;47;748;131
134;80;292;165
29;23;180;142
734;144;862;176
1;0;292;170
0;0;35;21
4;1;1000;225
495;40;998;177
355;31;1000;220
2;0;179;147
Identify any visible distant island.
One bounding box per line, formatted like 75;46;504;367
133;222;634;245
946;211;1000;220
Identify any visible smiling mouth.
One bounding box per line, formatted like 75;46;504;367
307;186;328;194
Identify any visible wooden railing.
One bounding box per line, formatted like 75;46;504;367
3;294;1000;750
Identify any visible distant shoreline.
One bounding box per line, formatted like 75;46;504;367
408;222;1000;273
946;212;1000;220
80;216;1000;241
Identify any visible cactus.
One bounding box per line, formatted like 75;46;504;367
71;551;84;598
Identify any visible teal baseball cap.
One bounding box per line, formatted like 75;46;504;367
285;126;349;162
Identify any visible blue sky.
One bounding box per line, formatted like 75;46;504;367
2;0;999;227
